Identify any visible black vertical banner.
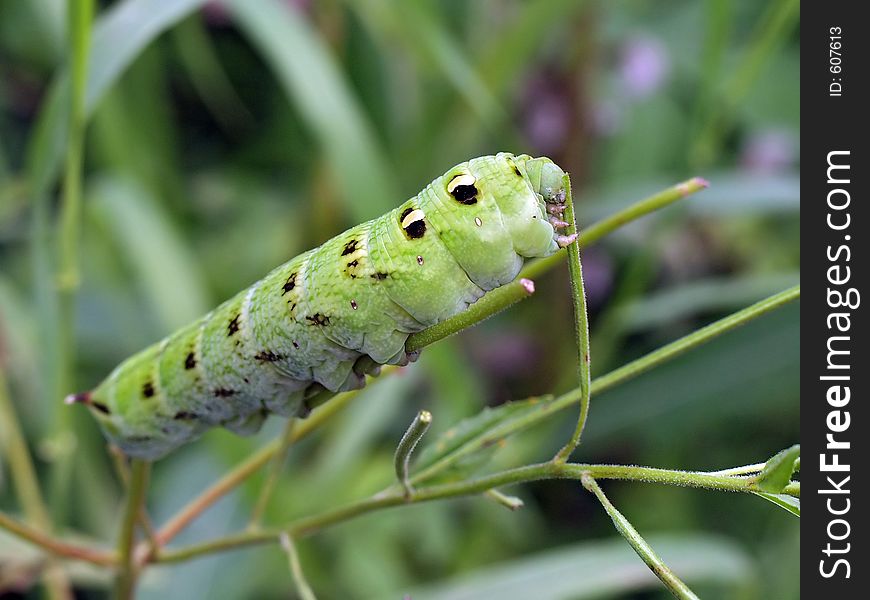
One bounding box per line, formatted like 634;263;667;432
803;2;867;597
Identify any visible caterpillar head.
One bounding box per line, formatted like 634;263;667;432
521;156;568;206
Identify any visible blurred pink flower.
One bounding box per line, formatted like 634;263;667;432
619;36;670;98
740;129;798;174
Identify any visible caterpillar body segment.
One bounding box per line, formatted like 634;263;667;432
70;153;570;459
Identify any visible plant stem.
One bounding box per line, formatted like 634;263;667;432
280;532;318;600
581;474;700;600
151;376;387;548
405;278;536;352
409;285;800;486
407;177;710;353
113;459;150;599
0;511;117;566
590;284;800;393
394;410;432;497
249;419;299;528
519;177;710;283
153;459;794;563
553;173;591;463
0;369;55;544
0;368;72;598
50;0;95;498
146;178;711;553
151;283;797;552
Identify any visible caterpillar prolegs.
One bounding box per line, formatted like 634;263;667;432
68;153;574;459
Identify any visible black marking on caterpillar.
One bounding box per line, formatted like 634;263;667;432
341;239;359;256
451;184;477;204
403;219;425;239
306;313;330;326
254;350;283;362
227;314;240;336
92;402;111;415
71;153;569;462
281;273;297;296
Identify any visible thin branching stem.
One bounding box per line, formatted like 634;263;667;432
553;173;591;463
153;460;796;564
280;532;318;600
408;177;710;353
581;474;700;600
0;369;56;544
149;282;796;552
126;178;711;562
249;418;299;528
150;375;390;549
408;285;800;486
113;459;150;599
0;511;117;566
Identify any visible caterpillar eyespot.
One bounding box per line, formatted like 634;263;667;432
68;153;571;460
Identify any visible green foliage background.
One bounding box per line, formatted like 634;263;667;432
0;0;799;598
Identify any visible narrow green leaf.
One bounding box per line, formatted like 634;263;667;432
88;176;210;333
753;492;800;517
755;444;799;493
25;0;211;195
404;534;753;600
227;0;397;222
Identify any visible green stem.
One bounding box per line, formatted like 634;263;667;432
581;475;700;600
0;369;55;542
151;374;389;548
553;172;591;462
591;284;800;394
520;177;710;282
248;419;299;528
394;410;433;497
148;178;710;549
0;368;72;598
0;512;116;566
410;285;800;486
153;460;794;563
280;532;318;600
113;459;150;599
50;0;94;535
405;278;536;352
408;177;710;353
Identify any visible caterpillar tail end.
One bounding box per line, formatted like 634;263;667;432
64;391;91;405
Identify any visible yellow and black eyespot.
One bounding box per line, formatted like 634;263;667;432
447;174;478;205
400;207;426;239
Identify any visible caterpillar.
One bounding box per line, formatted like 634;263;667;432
67;153;575;460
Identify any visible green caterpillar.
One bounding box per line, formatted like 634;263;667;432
67;153;575;459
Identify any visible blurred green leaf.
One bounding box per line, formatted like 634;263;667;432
621;273;800;332
755;444;799;493
348;0;503;124
25;0;211;195
227;0;397;222
87;175;210;333
404;534;755;600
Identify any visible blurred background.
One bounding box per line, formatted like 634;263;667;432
1;0;799;598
